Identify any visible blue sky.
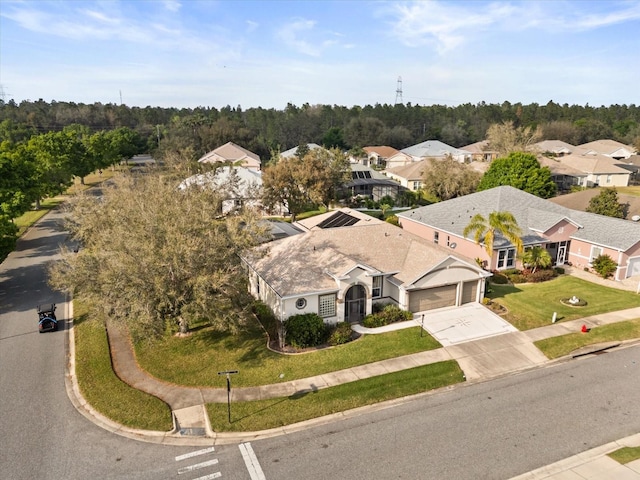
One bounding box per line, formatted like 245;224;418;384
1;0;639;109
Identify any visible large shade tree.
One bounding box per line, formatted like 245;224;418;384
421;158;481;201
463;211;524;258
478;152;557;198
48;169;268;339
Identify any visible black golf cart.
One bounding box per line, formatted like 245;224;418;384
38;304;58;333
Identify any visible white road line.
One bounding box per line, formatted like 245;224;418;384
175;447;216;462
193;473;222;480
239;442;266;480
177;459;219;474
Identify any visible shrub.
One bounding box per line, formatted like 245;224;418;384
284;313;329;348
528;269;557;283
509;274;527;284
328;322;354;346
252;301;278;339
385;214;399;226
490;272;509;284
592;254;617;279
503;268;521;276
363;304;411;328
481;297;492;305
372;302;389;314
554;267;565;275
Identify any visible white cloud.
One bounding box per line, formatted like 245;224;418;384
162;0;182;13
276;18;320;56
246;20;259;32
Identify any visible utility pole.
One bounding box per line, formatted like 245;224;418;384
394;76;403;105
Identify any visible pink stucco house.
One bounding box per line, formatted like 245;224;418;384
397;186;640;281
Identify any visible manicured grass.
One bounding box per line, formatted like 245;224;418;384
487;276;640;330
206;360;464;432
616;186;640;197
609;446;640;464
135;321;441;387
14;198;66;235
535;319;640;359
73;302;173;431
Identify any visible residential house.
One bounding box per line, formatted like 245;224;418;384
537;156;587;192
397;186;640;281
384;150;415;169
460;140;499;162
243;209;490;324
552;151;631;188
360;146;401;169
384;159;429;191
401;140;471;163
179;166;265;214
578;140;637;160
531;140;576;157
198;142;261;171
280;143;326;159
344;164;405;201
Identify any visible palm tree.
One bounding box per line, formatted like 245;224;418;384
463;211;523;258
520;246;552;273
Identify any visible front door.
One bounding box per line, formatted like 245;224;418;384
557;245;566;265
345;285;366;323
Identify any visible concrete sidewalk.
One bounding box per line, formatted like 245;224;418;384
65;283;640;478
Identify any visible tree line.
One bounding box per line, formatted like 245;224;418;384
2;99;640;162
0;121;143;261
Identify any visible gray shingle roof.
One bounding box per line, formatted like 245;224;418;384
246;210;478;297
397;186;640;252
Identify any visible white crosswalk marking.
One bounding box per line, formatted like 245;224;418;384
239;442;266;480
175;446;216;462
193;473;222;480
177;458;219;474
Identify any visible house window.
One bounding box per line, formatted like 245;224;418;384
433;231;439;244
446;236;451;247
412;181;421;190
590;246;603;264
606;175;612;183
318;294;336;318
497;248;516;269
372;276;383;298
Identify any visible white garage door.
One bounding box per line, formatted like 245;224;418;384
461;281;478;304
409;284;457;312
628;257;640;278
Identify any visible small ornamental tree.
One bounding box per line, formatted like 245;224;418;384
591;254;617;279
586;188;626;218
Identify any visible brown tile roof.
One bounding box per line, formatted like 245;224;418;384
364;146;400;158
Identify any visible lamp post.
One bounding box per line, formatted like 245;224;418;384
420;313;425;338
217;370;239;423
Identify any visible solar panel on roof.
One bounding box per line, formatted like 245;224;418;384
317;211;360;229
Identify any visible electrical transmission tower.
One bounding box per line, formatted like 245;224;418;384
394;76;403;105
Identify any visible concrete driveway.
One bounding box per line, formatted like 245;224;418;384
414;303;517;347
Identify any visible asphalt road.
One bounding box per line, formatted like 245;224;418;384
251;345;640;480
2;207;640;480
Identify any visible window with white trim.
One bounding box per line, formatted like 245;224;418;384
433;231;439;244
590;246;603;263
497;248;516;269
318;294;336;318
372;276;382;298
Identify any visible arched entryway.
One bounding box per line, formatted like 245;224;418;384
345;284;366;323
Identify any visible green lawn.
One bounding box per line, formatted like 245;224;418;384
487;276;640;330
73;302;173;431
535;319;640;359
135;320;440;388
206;360;463;432
609;446;640;464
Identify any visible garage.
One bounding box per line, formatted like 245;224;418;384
461;280;478;304
628;257;640;278
409;284;457;312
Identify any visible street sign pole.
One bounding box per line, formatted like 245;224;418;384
217;370;239;423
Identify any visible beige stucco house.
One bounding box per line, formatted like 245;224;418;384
198;142;261;170
243;209;489;324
